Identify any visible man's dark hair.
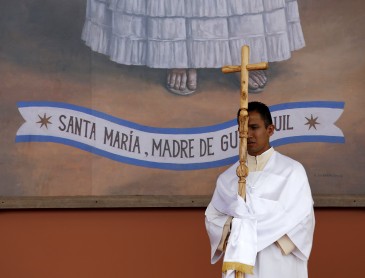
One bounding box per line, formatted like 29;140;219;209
237;101;273;127
248;101;273;127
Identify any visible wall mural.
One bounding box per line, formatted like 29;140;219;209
1;0;363;207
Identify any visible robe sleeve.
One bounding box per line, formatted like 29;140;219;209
287;208;315;260
249;163;314;258
205;202;230;263
276;235;296;255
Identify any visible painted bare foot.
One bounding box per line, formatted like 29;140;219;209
187;69;197;91
235;70;268;93
249;70;267;93
167;68;197;96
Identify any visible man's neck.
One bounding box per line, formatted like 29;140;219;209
247;147;274;172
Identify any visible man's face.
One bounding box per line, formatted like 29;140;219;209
247;111;274;156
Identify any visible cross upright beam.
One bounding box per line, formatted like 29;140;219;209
221;45;268;278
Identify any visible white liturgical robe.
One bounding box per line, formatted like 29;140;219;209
205;149;315;278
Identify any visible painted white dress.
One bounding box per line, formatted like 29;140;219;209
82;0;306;68
205;150;315;278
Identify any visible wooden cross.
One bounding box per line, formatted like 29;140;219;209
222;45;268;278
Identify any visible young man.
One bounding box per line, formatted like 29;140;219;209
205;101;315;278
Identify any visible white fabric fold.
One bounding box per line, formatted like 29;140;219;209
224;217;258;267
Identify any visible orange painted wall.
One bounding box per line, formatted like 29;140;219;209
0;209;363;278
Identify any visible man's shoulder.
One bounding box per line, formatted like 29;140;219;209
218;160;240;180
274;151;299;164
273;151;305;172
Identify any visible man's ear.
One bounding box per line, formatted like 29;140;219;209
267;124;275;136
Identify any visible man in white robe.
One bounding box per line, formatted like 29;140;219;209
205;101;315;278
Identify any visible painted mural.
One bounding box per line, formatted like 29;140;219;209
0;0;364;200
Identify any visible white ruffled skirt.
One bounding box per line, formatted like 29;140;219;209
82;0;305;68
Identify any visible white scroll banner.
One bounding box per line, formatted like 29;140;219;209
16;101;344;170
